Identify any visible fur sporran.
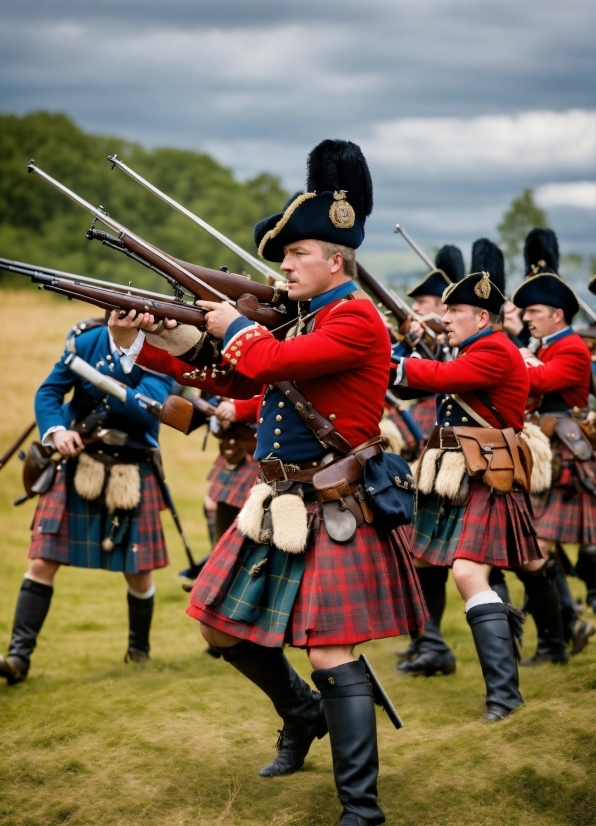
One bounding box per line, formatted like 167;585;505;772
521;422;553;493
105;464;141;513
415;447;469;504
74;453;106;501
237;482;309;554
379;415;405;456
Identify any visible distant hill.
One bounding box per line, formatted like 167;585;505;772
0;111;288;290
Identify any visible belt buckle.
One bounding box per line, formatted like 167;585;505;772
261;457;287;483
439;427;460;450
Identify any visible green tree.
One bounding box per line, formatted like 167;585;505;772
497;188;548;276
0;111;288;291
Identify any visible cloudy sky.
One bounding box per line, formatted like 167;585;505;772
1;0;595;281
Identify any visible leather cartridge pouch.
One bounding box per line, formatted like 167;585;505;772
23;442;57;498
452;426;528;493
312;439;383;543
553;417;593;461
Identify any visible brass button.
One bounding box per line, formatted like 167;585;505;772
274;429;281;435
278;402;284;408
262;400;266;406
329;414;336;420
462;416;468;422
312;461;318;467
276;415;282;422
273;442;280;449
446;406;453;411
259;417;264;424
328;677;335;685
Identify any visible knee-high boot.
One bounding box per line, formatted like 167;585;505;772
398;566;455;676
517;561;568;664
220;641;327;777
126;587;154;663
0;578;53;684
466;602;523;721
312;660;385;826
576;544;596;612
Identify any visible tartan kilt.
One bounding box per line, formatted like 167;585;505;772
386;408;416;445
412;480;542;568
28;461;168;573
207;454;259;509
532;452;596;544
411;397;437;441
187;511;428;648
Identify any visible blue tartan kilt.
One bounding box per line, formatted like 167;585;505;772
412;479;542;568
207;454;259;509
29;460;168;573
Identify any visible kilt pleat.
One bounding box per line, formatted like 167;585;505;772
532;452;596;545
207;454;259;509
413;480;542;567
187;512;428;648
29;462;168;572
411;398;437;440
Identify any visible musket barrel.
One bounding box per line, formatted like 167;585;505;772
107;154;284;282
394;224;435;270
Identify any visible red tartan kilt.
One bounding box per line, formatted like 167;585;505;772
411;397;437;440
207;454;259;509
187;517;428;647
532;483;596;545
28;465;168;572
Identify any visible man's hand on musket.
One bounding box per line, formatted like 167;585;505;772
52;430;84;458
195;301;241;339
108;310;177;350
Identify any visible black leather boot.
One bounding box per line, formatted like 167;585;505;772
312;660;385;826
0;578;53;684
395;630;420;661
398;566;455;676
488;567;511;604
517;562;568;665
550;562;594;654
466;602;523;721
576;544;596;612
125;590;154;663
220;641;327;777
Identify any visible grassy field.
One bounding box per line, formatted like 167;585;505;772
0;289;595;826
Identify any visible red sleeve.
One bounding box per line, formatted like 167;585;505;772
224;301;389;383
403;341;512;394
136;340;262;399
233;395;261;422
527;343;591;395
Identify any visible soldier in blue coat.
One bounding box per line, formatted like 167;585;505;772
0;318;174;684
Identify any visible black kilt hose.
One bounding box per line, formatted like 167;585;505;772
29;461;168;573
413;479;542;568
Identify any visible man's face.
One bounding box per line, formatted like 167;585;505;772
522;304;565;339
280;240;343;301
412;295;447;318
442;304;488;347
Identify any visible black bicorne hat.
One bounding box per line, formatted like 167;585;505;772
441;272;506;316
512;273;580;321
590;273;596;296
470;238;505;295
407;244;465;299
524;228;559;276
254;139;373;262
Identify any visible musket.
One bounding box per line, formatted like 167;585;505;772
0;422;36;471
356;262;443;360
107;153;284;283
395;222;596;324
26;161;296;330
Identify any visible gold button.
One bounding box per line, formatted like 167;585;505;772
269;384;273;390
276;415;282;422
328;677;335;685
447;406;453;411
278;402;284;408
462;416;468;422
259;417;264;424
262;400;266;406
273;442;280;449
329;414;336;420
274;429;281;435
312;461;318;467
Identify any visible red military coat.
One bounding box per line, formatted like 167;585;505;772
526;331;592;411
136;295;391;451
399;329;529;432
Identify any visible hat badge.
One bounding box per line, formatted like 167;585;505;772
474;272;492;299
329;190;356;229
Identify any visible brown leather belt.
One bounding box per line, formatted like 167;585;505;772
259;456;326;484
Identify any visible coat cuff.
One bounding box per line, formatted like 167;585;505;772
221;322;268;369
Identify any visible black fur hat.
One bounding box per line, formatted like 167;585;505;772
435;245;465;284
470;238;505;295
254;139;373;262
512;274;579;322
590;273;596;296
524;228;559;276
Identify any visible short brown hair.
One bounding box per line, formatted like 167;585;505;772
317;241;357;278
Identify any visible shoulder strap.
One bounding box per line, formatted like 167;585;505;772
273;381;352;455
474;390;510;429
